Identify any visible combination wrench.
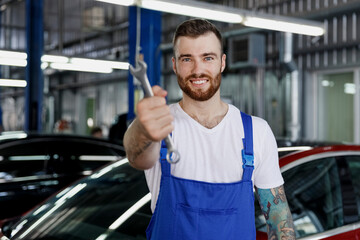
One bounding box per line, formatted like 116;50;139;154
129;60;180;164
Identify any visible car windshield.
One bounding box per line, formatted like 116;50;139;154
10;159;152;240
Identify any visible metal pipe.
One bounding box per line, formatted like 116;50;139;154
281;32;301;141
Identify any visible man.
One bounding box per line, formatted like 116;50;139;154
124;19;295;240
90;126;103;138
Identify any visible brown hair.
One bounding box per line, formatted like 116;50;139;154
172;19;223;55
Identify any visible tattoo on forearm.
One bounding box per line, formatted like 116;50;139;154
257;186;296;240
271;186;286;205
128;137;152;163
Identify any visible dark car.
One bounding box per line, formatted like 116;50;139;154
0;132;125;221
1;143;360;239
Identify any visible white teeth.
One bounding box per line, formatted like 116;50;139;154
193;80;206;85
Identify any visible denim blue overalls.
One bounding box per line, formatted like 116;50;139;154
146;112;256;240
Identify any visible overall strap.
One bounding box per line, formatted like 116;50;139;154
160;140;171;177
241;112;254;181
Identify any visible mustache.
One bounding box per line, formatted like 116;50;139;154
185;73;212;81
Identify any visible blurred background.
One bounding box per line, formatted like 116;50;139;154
0;0;359;144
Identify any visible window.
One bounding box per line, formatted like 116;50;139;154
283;157;343;237
347;156;360;221
256;153;360;238
317;72;354;142
255;157;344;238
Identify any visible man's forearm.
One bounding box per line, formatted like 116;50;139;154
256;186;296;240
123;118;160;170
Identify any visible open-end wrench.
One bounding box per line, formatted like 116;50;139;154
129;60;180;164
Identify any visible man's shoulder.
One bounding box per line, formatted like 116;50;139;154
251;115;269;128
229;107;270;130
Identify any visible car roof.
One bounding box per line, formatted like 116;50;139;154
0;132;123;146
0;132;125;156
279;143;360;168
276;138;347;157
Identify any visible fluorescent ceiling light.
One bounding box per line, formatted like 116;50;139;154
96;0;136;6
41;62;49;70
71;58;129;70
0;58;27;67
41;55;69;63
141;0;243;23
0;79;27;87
0;50;27;59
98;0;325;36
243;16;325;36
50;63;113;73
0;51;128;73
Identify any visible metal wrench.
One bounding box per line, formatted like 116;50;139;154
129;60;180;164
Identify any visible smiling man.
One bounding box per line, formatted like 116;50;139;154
124;19;295;240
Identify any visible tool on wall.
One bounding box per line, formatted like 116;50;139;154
129;60;180;164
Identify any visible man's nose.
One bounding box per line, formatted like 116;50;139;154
191;59;204;75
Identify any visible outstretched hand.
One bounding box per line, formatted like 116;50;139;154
136;85;174;142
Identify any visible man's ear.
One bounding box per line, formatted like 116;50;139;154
221;54;226;72
172;57;177;74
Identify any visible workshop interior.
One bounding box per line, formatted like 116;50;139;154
0;0;358;143
0;1;360;240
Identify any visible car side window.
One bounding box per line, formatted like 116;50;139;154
256;157;344;238
0;158;47;180
347;156;360;221
282;157;343;238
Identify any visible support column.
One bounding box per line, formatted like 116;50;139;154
25;0;44;131
255;67;265;118
128;6;161;121
280;32;301;141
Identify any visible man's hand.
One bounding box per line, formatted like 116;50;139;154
124;85;174;170
137;85;174;141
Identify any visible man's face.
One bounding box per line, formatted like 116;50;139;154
172;32;226;101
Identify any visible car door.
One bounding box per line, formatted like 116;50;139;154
0;136;125;220
255;150;360;239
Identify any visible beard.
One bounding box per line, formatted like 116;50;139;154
177;71;222;101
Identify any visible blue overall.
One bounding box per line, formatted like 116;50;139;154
146;112;255;240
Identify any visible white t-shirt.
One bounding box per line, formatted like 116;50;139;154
145;103;284;212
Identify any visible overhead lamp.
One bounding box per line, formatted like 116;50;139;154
0;58;27;67
70;58;129;70
96;0;136;6
50;63;113;73
0;50;28;67
41;55;69;63
0;50;129;73
243;16;325;36
41;62;49;70
0;79;27;87
97;0;243;23
97;0;325;36
140;0;243;23
0;50;27;59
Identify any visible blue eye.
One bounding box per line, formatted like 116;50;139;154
182;58;191;62
204;57;214;61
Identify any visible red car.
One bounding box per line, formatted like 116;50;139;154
257;143;360;239
1;143;360;239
